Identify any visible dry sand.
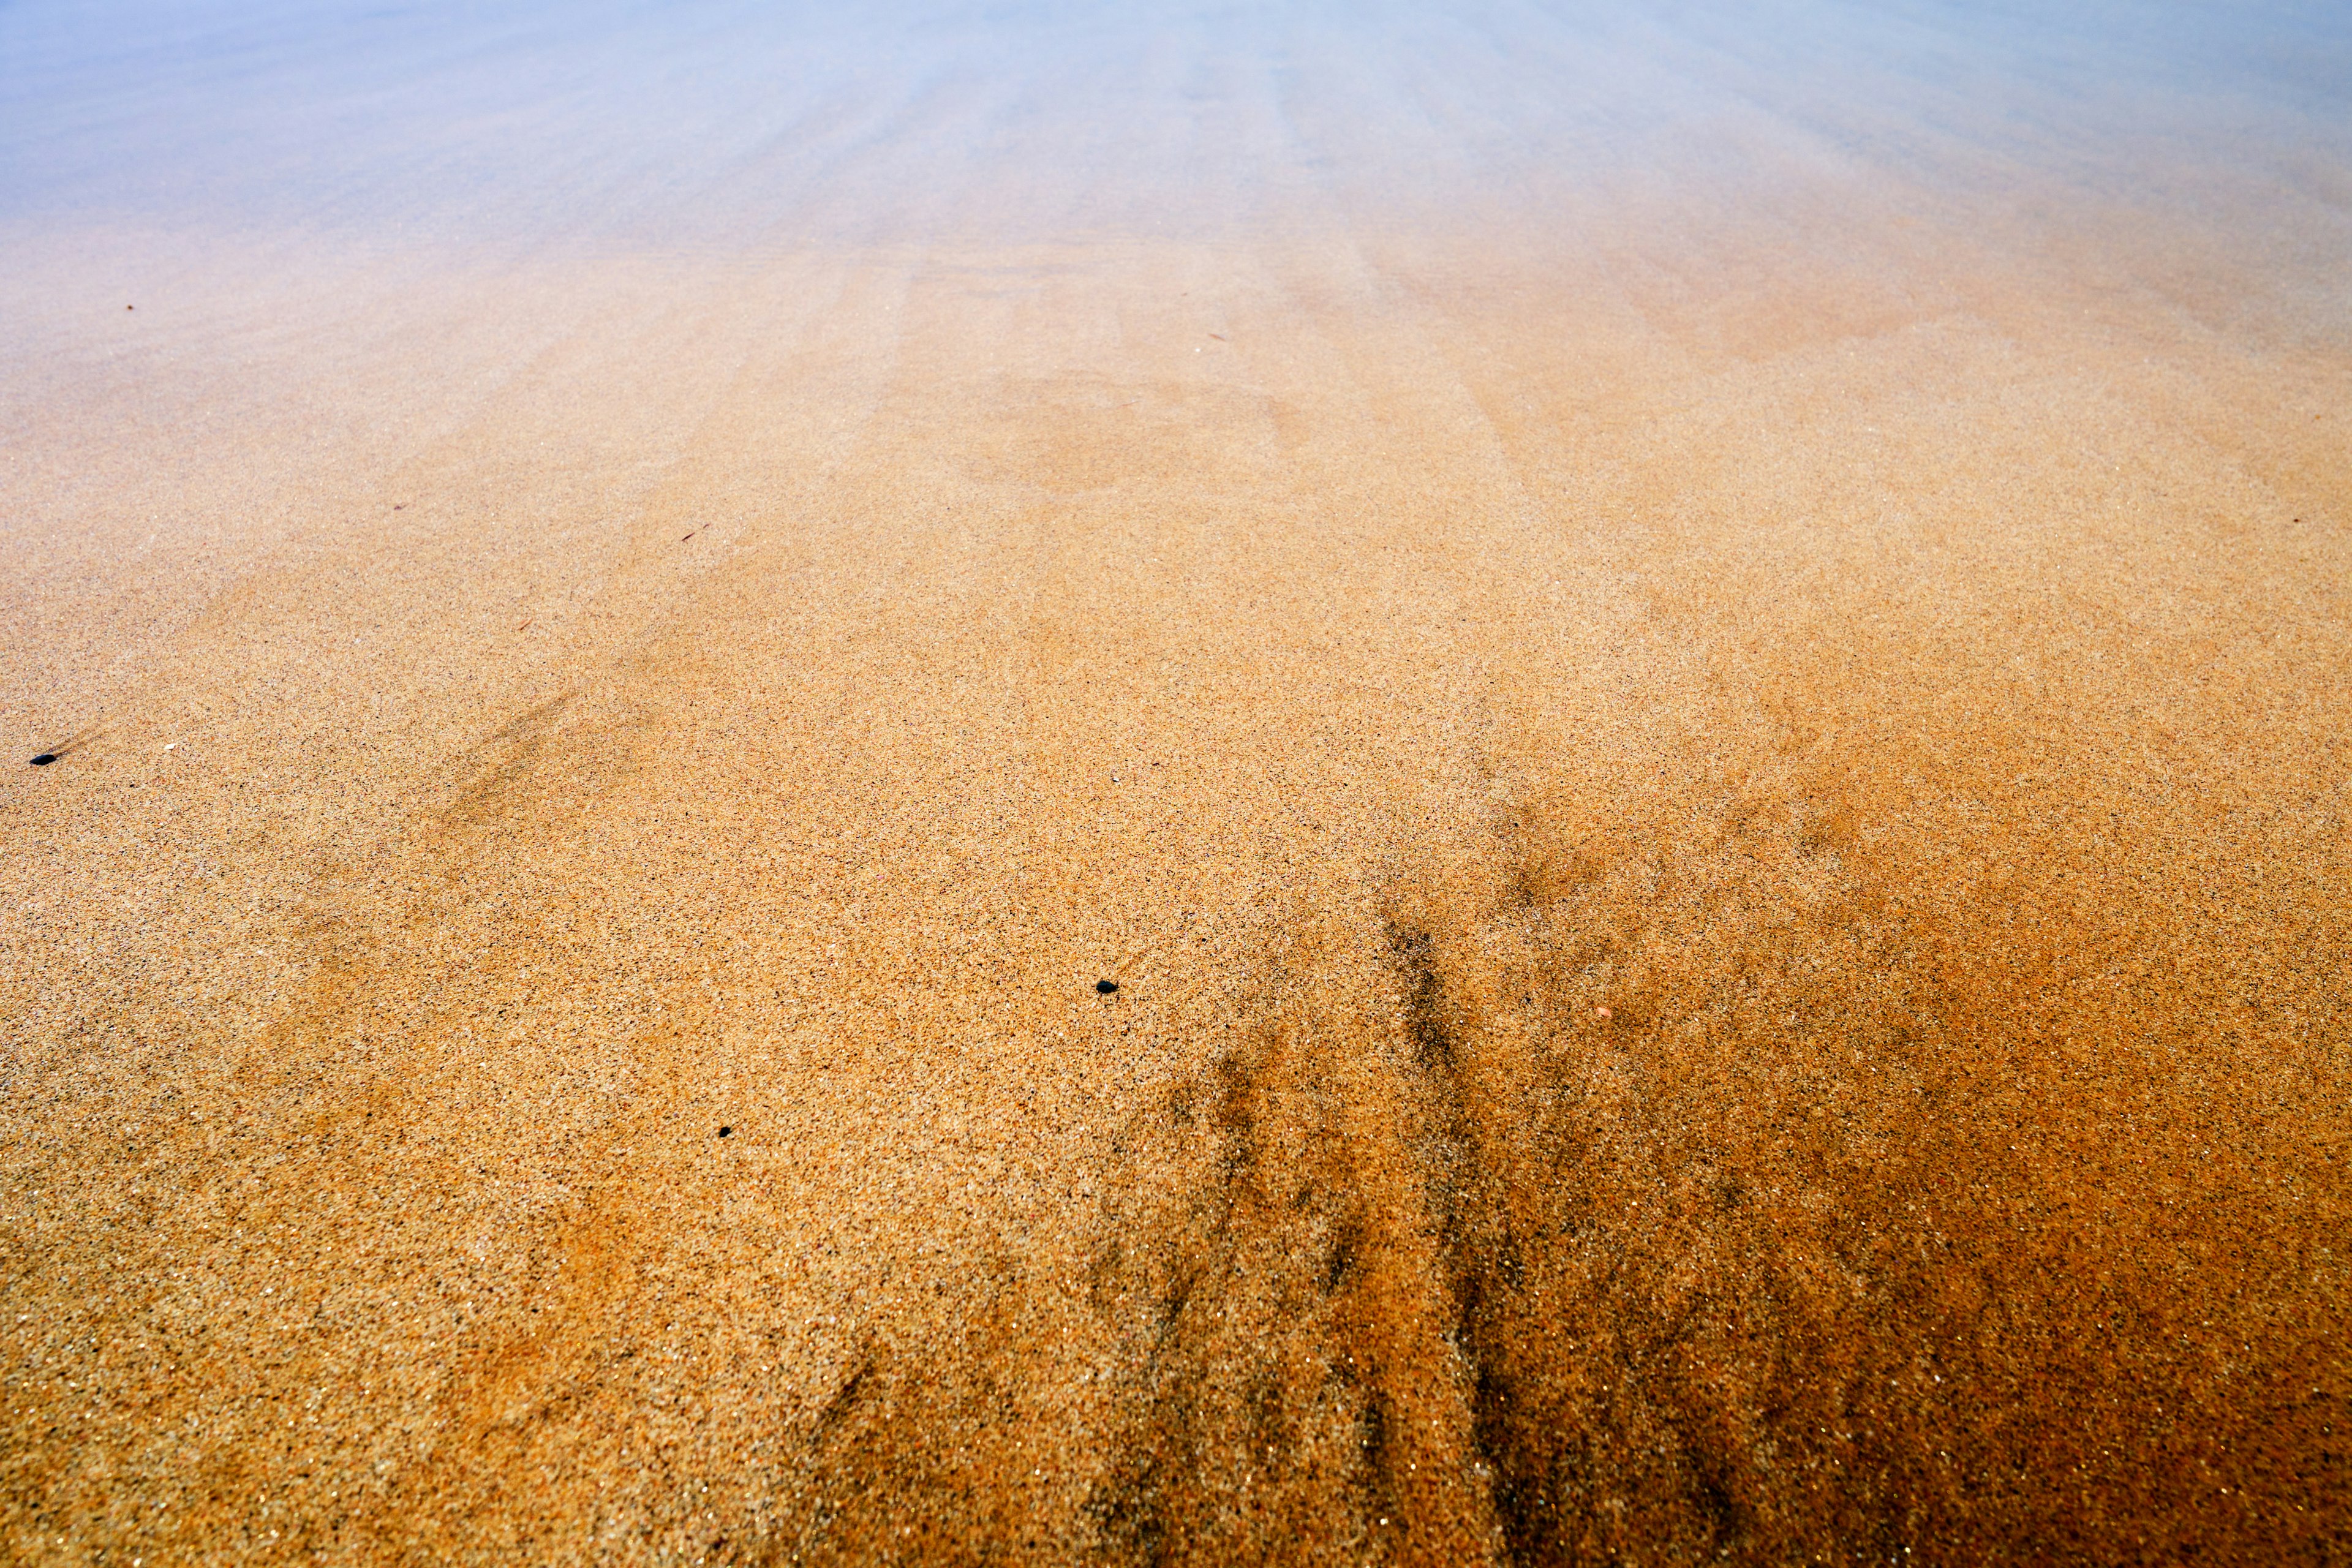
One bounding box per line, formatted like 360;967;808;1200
3;1;2349;1561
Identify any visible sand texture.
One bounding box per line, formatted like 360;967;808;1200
4;1;2350;1562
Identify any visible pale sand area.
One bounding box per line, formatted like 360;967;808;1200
3;1;2350;1561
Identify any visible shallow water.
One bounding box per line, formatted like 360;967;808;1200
3;2;2348;1562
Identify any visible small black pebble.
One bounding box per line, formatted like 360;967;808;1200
719;1126;733;1137
1096;979;1118;995
29;754;56;766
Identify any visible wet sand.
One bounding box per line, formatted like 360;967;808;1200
4;1;2350;1561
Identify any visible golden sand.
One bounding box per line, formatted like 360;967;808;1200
4;3;2349;1562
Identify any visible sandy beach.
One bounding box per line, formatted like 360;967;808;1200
4;1;2348;1561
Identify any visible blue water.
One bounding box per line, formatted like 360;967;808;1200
4;0;2347;257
